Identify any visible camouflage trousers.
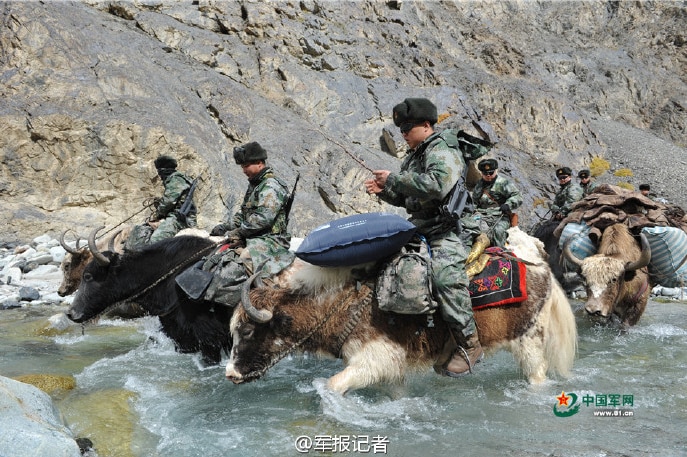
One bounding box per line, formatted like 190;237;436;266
126;215;196;250
149;214;196;244
428;231;475;338
460;212;510;249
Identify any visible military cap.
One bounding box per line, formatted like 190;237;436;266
578;169;591;179
154;155;177;170
478;158;499;173
556;167;572;178
233;142;267;165
392;98;438;127
639;184;650;191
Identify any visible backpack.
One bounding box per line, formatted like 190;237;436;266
375;237;438;315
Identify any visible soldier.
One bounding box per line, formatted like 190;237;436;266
364;97;483;377
578;169;599;196
126;155;197;249
460;158;523;248
204;142;294;307
550;166;584;220
639;183;651;198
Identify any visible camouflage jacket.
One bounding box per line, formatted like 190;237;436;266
378;131;466;238
472;175;523;217
155;171;196;220
551;181;584;216
233;166;290;239
233;166;293;275
581;180;600;196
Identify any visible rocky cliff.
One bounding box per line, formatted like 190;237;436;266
1;0;685;242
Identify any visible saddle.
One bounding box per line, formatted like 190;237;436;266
466;234;528;310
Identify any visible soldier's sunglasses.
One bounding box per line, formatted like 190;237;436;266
483;171;496;176
399;122;421;134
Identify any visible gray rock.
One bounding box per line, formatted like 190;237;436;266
0;376;82;457
18;286;40;302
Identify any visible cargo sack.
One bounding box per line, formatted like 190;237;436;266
375;238;438;315
295;212;416;267
641;226;687;287
203;248;249;306
558;222;596;267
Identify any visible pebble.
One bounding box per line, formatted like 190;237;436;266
0;233;71;309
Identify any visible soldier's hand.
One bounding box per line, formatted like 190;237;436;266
226;228;244;246
210;224;227;236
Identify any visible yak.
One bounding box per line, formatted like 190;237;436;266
58;227;131;297
226;227;578;395
531;220;584;295
564;223;652;328
66;227;233;365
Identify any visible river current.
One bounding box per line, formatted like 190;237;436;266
1;298;685;457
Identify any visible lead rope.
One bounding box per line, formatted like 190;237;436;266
241;285;374;382
104;242;219;317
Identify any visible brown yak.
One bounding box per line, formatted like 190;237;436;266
564;223;652;328
58;227;131;296
226;227;577;394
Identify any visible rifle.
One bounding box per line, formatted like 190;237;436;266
441;169;473;234
283;173;300;222
177;177;199;222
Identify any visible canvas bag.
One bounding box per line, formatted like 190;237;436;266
375;238;438;315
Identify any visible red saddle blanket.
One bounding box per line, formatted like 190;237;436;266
468;247;528;310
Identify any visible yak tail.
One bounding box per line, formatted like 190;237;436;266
544;273;578;377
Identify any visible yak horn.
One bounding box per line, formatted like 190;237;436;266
108;229;123;252
562;239;584;268
59;230;82;255
88;226;110;266
625;233;652;272
241;271;273;323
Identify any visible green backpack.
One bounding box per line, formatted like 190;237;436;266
375;238;438;315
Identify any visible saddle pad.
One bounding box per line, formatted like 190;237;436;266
469;248;527;310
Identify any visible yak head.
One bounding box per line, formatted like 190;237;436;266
225;272;295;384
565;229;651;323
57;230;94;297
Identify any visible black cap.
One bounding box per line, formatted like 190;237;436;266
233;142;267;165
154;155;177;170
478;158;498;173
392;98;438;127
578;169;590;179
639;184;650;191
556;167;572;178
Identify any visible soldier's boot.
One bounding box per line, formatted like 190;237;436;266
442;329;484;377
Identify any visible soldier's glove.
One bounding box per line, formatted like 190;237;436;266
210;224;227;236
500;204;512;215
225;228;245;247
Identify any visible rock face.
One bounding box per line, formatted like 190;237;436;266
1;1;685;242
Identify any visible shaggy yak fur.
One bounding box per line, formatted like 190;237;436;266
565;223;652;328
226;227;578;395
67;234;233;365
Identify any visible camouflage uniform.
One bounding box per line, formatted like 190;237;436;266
580;180;600;196
204;166;294;306
377;130;475;338
551;181;584;218
149;171;197;243
460;174;523;248
126;170;196;249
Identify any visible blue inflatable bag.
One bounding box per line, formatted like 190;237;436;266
295;212;417;267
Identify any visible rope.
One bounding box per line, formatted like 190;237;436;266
103;242;219;315
240;285;374;382
310;126;374;173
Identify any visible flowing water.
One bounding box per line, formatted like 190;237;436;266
1;299;686;457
